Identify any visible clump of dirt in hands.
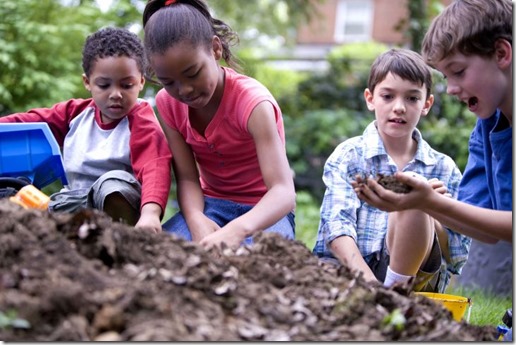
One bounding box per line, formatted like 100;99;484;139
375;173;412;193
0;199;497;341
354;173;412;193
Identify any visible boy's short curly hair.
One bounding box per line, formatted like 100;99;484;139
422;0;512;67
82;27;146;77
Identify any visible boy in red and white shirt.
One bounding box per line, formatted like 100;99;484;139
0;27;172;234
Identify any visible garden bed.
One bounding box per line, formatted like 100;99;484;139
0;199;497;341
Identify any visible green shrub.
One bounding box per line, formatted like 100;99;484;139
294;190;321;250
284;108;373;201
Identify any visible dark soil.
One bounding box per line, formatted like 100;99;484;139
0;199;497;341
376;174;412;193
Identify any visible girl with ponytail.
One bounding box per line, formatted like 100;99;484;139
143;0;296;249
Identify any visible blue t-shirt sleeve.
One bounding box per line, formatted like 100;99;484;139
459;112;512;211
458;119;492;209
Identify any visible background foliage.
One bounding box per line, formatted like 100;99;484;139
0;0;316;114
0;0;476;215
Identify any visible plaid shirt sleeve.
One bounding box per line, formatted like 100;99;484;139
314;139;364;258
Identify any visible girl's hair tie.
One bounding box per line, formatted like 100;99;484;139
165;0;176;5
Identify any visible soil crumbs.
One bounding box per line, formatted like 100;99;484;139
0;199;496;341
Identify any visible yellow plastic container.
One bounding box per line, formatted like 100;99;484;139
9;184;50;210
416;292;471;322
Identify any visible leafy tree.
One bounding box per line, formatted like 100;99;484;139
0;0;110;114
209;0;315;48
395;0;446;52
102;0;318;44
0;0;319;114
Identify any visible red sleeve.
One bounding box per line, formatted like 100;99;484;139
127;101;173;215
0;99;95;146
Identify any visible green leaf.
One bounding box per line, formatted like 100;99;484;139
382;308;406;331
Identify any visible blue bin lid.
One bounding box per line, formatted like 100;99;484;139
0;122;68;188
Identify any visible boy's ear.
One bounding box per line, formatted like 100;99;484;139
495;38;512;70
82;74;91;91
364;88;375;111
421;94;434;117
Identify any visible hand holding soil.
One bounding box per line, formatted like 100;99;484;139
352;172;436;213
360;172;428;194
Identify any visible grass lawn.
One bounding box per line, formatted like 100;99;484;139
445;285;512;327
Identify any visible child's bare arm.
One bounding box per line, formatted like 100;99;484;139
135;202;163;234
200;101;295;249
354;172;511;243
164;127;218;242
330;236;378;283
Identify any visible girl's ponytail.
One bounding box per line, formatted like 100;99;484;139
143;0;207;28
143;0;171;27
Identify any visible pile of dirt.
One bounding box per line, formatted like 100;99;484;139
0;199;497;341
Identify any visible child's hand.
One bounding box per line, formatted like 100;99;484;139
135;203;164;234
135;214;163;234
189;215;219;243
352;171;435;212
427;178;451;197
199;222;247;250
199;229;244;250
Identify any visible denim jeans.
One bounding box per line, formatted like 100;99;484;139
163;196;295;245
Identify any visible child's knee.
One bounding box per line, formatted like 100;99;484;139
387;210;435;238
103;192;139;225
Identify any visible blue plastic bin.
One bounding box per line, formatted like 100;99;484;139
0;123;68;189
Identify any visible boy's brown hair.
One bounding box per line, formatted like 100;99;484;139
422;0;512;67
367;48;433;100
